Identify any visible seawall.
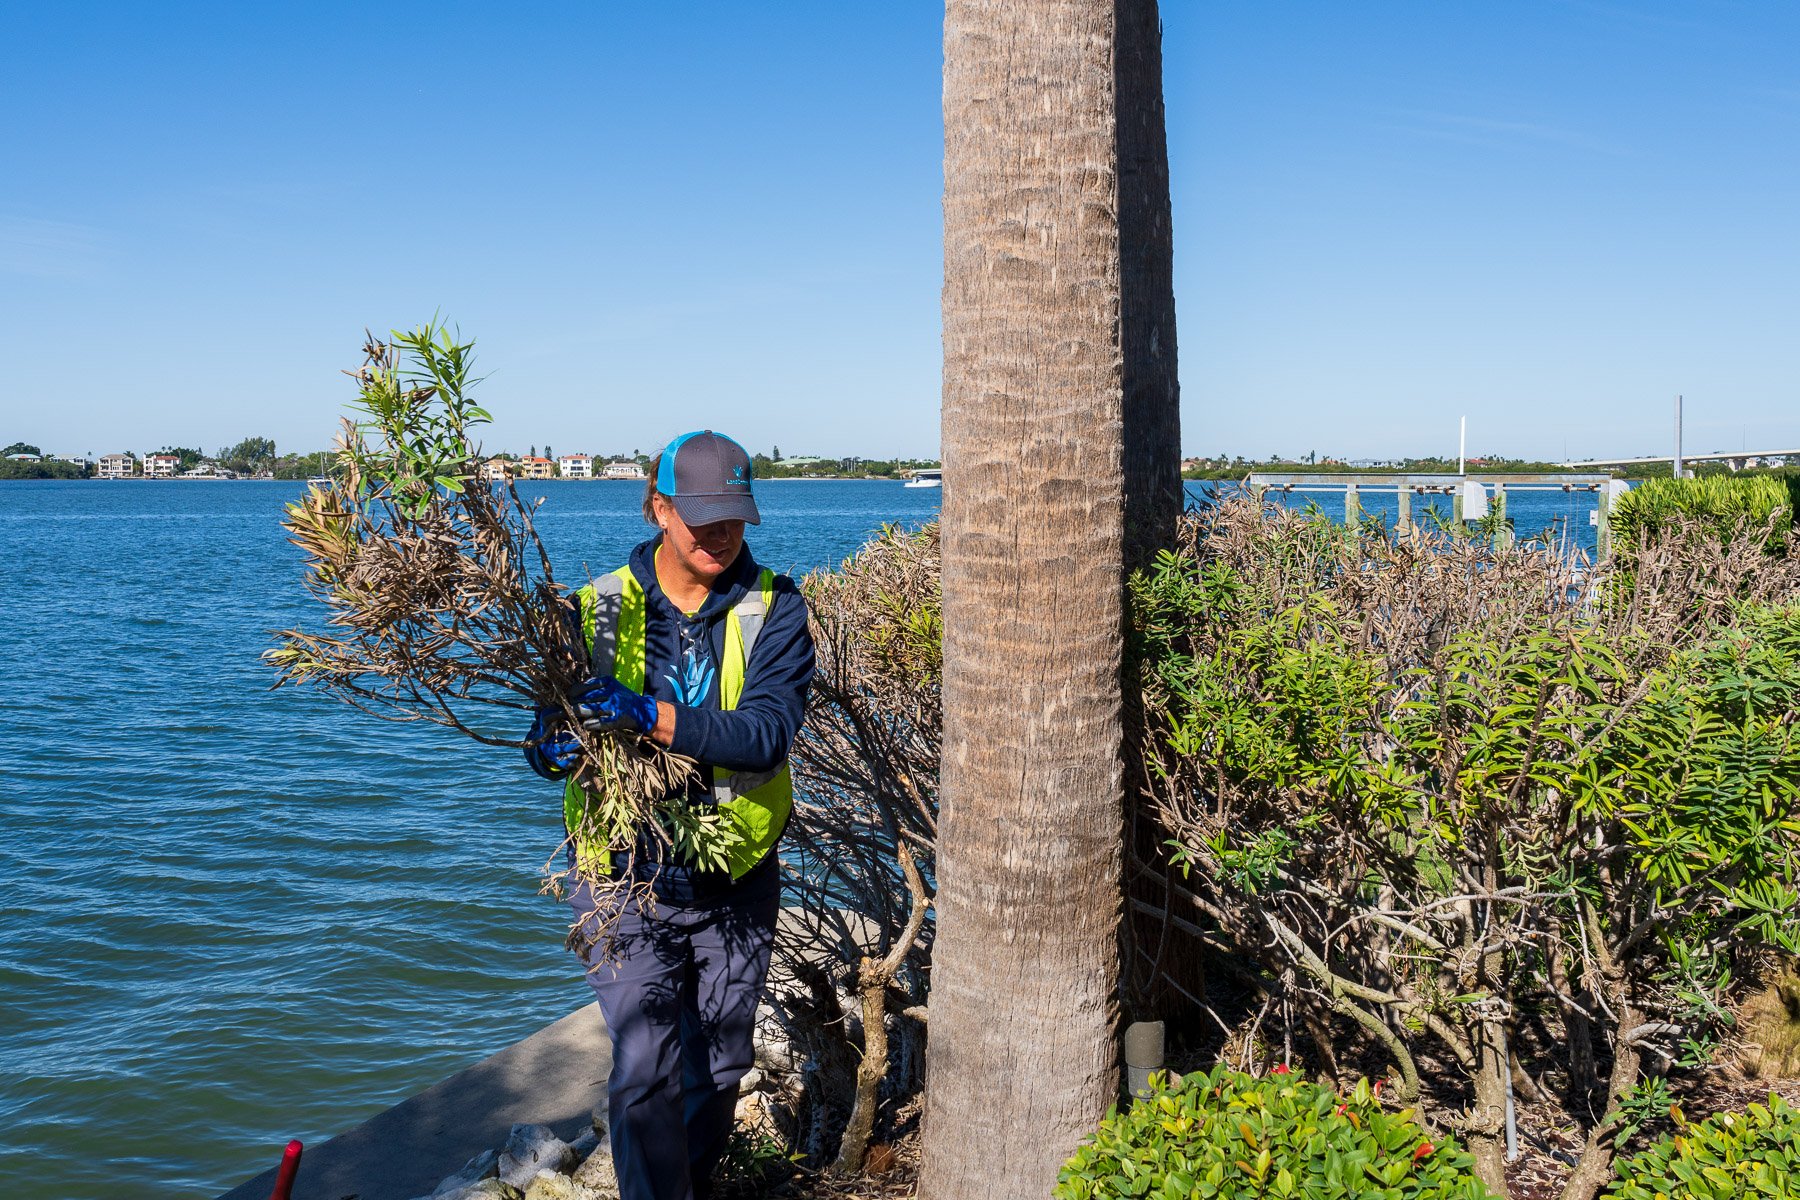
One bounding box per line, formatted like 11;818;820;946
217;1004;610;1200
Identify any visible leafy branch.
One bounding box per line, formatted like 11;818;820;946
265;322;729;911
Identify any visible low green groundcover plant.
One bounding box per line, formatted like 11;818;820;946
1056;1065;1498;1200
1606;1094;1799;1200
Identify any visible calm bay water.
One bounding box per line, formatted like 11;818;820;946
0;479;941;1200
0;476;1605;1199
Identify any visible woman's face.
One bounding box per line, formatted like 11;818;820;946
654;493;745;582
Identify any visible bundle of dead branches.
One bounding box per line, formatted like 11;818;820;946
265;324;712;898
770;523;941;1172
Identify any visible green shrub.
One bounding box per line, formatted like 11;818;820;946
1606;1094;1800;1200
1131;495;1800;1191
1612;475;1793;555
1055;1066;1498;1200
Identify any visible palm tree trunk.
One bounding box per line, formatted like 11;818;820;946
1112;0;1186;1018
1116;0;1182;572
924;2;1133;1197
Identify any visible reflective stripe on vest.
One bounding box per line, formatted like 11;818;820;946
563;565;793;880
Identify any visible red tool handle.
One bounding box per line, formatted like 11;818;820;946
269;1139;303;1200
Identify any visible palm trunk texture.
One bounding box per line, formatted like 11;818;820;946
925;1;1172;1195
1115;0;1182;571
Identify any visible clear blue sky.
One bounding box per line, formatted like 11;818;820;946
3;2;1795;463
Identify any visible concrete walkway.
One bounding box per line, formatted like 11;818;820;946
218;1004;611;1200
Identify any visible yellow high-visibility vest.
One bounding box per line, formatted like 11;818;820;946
562;565;792;880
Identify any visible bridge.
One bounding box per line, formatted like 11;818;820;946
1559;395;1794;475
1563;448;1799;472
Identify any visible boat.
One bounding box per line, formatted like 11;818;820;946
903;469;942;489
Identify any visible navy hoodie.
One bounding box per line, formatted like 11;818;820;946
597;535;815;902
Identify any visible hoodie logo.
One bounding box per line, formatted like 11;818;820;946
666;630;717;706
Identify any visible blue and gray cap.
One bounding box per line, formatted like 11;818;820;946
656;430;761;526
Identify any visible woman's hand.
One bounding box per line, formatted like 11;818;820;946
572;674;661;736
522;706;582;780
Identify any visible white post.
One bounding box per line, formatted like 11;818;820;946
1124;1021;1165;1098
1459;416;1467;476
1673;395;1684;478
1597;478;1629;560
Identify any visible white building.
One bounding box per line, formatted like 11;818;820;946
603;460;646;480
98;454;134;479
557;454;593;479
478;457;512;483
144;454;180;478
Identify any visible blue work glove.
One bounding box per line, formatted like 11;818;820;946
571;674;659;735
523;706;582;781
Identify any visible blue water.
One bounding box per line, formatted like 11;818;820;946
0;479;941;1200
0;476;1605;1199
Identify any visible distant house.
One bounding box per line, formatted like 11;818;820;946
774;456;829;469
56;454;89;471
98;454;134;479
144;454;180;478
478;457;512;483
5;452;41;462
519;456;556;481
602;460;646;480
558;453;593;479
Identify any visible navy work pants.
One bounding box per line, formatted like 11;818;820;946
567;879;779;1200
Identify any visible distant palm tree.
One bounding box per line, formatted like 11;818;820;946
924;1;1179;1197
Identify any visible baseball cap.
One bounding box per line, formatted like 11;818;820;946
656;430;762;526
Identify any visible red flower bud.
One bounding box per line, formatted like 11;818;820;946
1413;1142;1434;1161
1333;1104;1347;1117
1270;1063;1291;1075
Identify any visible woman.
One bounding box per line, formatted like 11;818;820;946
524;430;815;1200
